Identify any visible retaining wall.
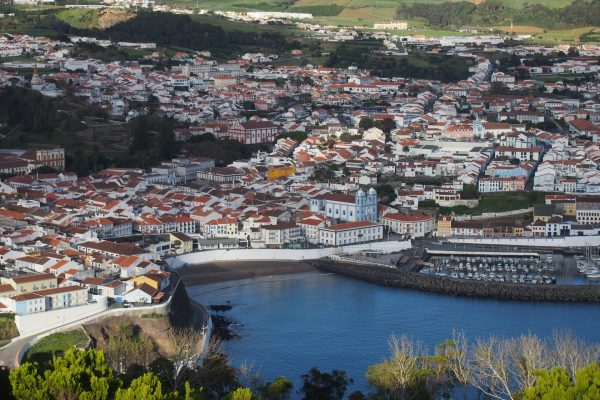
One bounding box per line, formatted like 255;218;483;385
453;207;534;221
15;299;108;337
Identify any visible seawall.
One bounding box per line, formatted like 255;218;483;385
312;260;600;303
169;240;412;268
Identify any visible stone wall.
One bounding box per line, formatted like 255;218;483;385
453;207;534;221
313;260;600;303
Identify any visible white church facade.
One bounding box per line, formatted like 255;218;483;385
309;188;378;223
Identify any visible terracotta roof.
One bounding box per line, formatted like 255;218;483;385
383;213;434;222
11;272;55;284
323;221;379;231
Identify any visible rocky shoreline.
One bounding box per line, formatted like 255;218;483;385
207;303;242;341
312;260;600;303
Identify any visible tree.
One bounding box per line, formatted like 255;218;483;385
161;328;205;391
242;101;256;111
155;118;178;161
376;184;396;204
31;165;59;174
461;184;478;200
223;387;257;400
359;117;375;130
521;363;600;400
115;372;174;400
9;349;115;400
258;376;293;400
443;331;471;400
129;116;151;154
365;336;426;400
348;392;368;400
105;322;155;374
190;341;239;400
299;368;352;400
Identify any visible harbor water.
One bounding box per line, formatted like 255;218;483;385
188;269;600;395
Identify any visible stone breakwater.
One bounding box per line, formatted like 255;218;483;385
312;260;600;303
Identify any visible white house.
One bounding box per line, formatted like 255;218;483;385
381;213;435;238
318;221;384;246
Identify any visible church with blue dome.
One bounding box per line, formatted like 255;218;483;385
309;188;378;223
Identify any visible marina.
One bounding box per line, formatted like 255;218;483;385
574;246;600;280
423;254;558;285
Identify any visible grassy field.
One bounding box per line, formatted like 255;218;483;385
56;8;103;28
23;329;89;363
527;27;599;44
55;8;135;29
190;13;299;34
434;192;546;216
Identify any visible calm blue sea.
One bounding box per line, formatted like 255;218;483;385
188;272;600;396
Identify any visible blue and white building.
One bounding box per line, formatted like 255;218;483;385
309;188;378;223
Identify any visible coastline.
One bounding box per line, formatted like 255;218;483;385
178;260;318;285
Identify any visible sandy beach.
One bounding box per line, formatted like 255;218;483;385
178;260;318;285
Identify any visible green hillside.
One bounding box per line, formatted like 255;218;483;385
166;0;575;11
160;0;598;31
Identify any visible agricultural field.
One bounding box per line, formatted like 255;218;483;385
528;27;600;44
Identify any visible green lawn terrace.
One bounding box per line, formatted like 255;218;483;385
23;329;90;364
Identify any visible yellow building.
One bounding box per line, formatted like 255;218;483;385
436;216;452;237
169;232;193;253
132;275;162;290
132;271;170;291
266;165;296;180
0;272;57;294
563;201;576;217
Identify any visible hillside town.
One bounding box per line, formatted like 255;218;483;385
0;26;600;328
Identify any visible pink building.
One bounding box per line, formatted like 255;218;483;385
440;124;474;140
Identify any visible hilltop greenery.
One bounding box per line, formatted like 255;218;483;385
43;11;300;59
325;44;470;82
396;0;600;29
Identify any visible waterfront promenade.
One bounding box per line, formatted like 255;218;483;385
169;240;412;268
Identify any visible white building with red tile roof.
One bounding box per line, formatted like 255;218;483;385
318;220;383;246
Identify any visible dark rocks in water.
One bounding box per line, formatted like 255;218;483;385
208;303;233;312
210;314;241;341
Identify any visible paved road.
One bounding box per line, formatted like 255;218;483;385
0;334;35;369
